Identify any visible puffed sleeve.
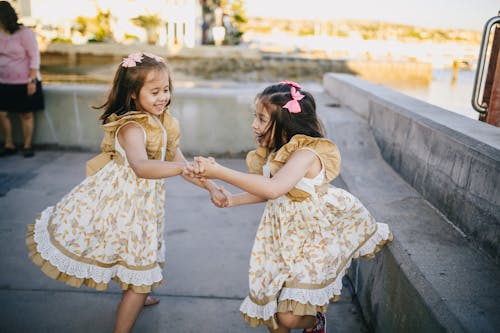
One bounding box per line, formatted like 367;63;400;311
268;135;341;201
270;134;341;183
100;111;150;154
161;109;181;161
245;146;269;175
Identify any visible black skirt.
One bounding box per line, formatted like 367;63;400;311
0;80;45;112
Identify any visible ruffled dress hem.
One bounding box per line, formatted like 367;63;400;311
26;207;164;294
240;223;392;329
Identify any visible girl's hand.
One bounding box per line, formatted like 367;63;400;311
182;162;193;177
209;185;231;208
183;161;205;181
193;156;218;178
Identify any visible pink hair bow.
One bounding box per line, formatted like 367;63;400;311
144;52;165;63
121;58;137;67
279;81;302;90
122;52;165;68
282;86;305;114
121;52;144;68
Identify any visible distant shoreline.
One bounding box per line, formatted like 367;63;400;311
41;43;435;85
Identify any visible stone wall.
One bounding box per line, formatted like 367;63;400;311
323;73;500;263
320;73;500;333
1;84;257;156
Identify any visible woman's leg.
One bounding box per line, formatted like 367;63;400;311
19;112;34;149
0;111;15;148
113;290;148;333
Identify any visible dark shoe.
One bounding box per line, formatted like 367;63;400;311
23;147;34;158
303;312;326;333
0;146;17;157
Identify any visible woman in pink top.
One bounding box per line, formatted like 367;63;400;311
0;1;44;158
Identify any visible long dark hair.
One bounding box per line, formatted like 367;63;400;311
0;1;21;33
257;82;324;151
94;53;173;123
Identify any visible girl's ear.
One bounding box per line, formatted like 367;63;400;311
131;92;137;100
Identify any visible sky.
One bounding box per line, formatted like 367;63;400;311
245;0;499;31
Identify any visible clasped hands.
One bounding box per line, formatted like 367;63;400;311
184;156;217;179
184;156;230;208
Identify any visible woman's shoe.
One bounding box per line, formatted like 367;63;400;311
23;147;34;158
0;146;17;157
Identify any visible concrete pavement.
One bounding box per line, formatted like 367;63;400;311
0;151;367;332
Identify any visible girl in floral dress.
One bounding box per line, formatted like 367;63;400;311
26;52;226;333
187;81;393;333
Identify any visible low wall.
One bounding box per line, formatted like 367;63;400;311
323;73;500;263
1;84;257;156
320;73;500;333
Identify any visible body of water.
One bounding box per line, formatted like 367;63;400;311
386;68;478;120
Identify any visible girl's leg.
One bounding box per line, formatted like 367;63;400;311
275;312;317;331
113;290;148;333
19;112;34;149
0;111;15;148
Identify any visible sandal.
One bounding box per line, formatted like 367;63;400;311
0;146;17;157
144;296;160;306
23;147;34;158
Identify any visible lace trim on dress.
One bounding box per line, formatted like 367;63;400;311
240;296;277;321
356;223;392;257
280;279;343;306
33;207;163;286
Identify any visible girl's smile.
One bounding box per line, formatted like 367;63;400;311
133;69;171;116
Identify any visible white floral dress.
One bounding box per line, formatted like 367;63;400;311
240;135;393;329
26;112;174;293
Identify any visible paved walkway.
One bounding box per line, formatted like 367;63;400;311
0;151;367;332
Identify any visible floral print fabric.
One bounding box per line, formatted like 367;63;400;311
27;115;169;293
240;137;392;329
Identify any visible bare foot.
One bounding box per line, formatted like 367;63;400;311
144;296;160;306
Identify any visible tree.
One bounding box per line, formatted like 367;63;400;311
130;14;163;45
75;8;113;43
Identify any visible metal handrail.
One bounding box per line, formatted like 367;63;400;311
472;13;500;114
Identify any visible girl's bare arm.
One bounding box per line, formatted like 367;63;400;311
118;123;184;179
228;192;266;207
193;149;320;200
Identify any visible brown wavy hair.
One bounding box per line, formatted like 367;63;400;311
256;82;324;151
95;53;173;123
0;1;21;33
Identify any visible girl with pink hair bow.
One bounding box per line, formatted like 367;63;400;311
26;52;227;333
185;81;393;333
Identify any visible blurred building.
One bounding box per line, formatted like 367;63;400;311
9;0;204;48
